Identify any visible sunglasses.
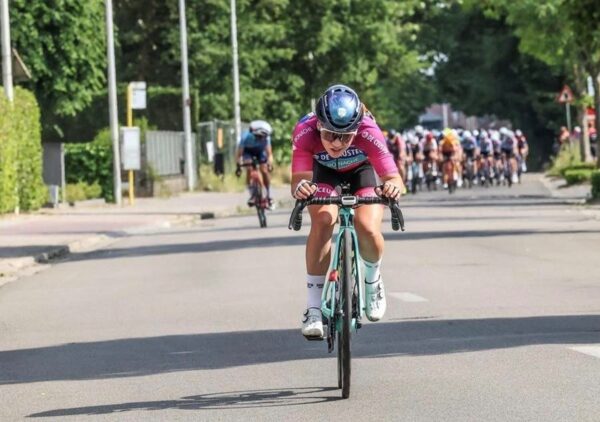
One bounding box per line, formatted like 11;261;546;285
319;128;357;144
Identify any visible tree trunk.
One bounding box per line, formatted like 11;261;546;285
572;65;591;162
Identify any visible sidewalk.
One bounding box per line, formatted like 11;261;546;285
0;186;291;283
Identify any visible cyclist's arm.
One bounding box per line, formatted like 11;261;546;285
235;146;243;163
266;145;273;166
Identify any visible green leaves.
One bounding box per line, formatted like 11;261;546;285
0;88;47;213
10;0;107;120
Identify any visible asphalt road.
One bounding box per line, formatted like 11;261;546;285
1;176;600;421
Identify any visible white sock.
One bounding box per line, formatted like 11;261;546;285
363;259;382;284
306;274;325;309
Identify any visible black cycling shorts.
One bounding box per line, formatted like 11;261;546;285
312;160;378;197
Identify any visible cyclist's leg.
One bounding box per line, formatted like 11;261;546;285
354;200;386;321
302;194;338;338
306;203;338;275
258;150;271;199
354;202;384;264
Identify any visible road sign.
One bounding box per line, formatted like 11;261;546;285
121;127;141;170
130;81;147;109
557;85;574;104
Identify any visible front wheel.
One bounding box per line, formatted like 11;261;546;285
337;230;353;398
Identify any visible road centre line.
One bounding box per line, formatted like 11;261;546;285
389;292;429;302
569;345;600;359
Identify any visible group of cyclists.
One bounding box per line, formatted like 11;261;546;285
385;126;529;194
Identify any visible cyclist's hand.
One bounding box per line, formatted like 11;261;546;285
235;163;242;178
376;182;402;201
294;179;317;200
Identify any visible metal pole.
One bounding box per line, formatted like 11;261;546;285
178;0;195;191
105;0;122;205
566;103;572;133
230;0;241;145
1;0;13;102
442;103;449;128
126;83;134;204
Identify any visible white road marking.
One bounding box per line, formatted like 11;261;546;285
389;292;429;302
569;345;600;359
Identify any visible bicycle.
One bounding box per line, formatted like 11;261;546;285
236;159;271;228
288;183;405;399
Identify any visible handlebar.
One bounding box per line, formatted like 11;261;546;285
288;188;405;232
236;162;273;177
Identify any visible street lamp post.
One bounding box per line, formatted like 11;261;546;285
230;0;241;145
104;0;122;205
178;0;195;191
1;0;13;102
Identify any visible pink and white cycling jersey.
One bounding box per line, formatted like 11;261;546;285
291;113;398;176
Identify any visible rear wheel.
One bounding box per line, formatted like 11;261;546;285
337;230;353;399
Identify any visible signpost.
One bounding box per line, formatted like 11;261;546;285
556;85;574;133
125;81;146;205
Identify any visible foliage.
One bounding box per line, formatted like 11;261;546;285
197;165;245;193
563;169;592;185
47;85;176;143
10;0;107;139
475;0;600;154
65;181;103;203
547;145;581;177
559;162;595;177
420;5;565;168
0;99;18;213
0;88;46;213
65;130;114;202
14;89;47;211
110;0;437;163
591;171;600;199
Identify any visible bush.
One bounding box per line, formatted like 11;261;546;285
197;165;245;192
65;129;114;202
0;88;47;213
559;162;595;177
547;145;581;177
65;181;102;203
563;169;593;185
591;171;600;199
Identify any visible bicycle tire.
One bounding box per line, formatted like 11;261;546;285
253;184;267;228
337;230;352;398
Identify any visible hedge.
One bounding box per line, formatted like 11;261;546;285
591;170;600;199
65;129;114;202
563;169;593;185
0;88;47;213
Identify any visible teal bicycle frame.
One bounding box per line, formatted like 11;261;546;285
321;206;363;332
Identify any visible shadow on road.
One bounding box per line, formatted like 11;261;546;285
2;314;599;388
27;387;341;417
68;228;600;262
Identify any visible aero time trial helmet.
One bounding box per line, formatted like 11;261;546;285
315;84;363;133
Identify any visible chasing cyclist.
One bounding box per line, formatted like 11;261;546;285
235;120;274;207
291;84;403;339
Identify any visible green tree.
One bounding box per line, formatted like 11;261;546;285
476;0;600;163
10;0;107;139
418;4;566;166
